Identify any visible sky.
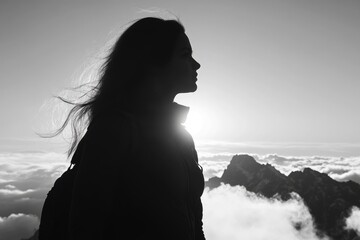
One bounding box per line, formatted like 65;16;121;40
1;0;359;156
1;0;360;239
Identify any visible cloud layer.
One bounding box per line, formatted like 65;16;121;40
1;150;359;239
202;184;329;240
0;213;39;240
0;152;67;240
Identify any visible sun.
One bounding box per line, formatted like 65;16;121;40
184;110;207;140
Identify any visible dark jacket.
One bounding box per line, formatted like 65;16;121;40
68;103;206;240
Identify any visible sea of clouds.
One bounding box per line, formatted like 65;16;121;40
0;150;360;240
0;152;68;240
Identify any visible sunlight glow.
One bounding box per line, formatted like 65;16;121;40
184;110;209;140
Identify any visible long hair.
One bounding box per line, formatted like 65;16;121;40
49;17;185;158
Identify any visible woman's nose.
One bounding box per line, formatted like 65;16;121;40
193;57;201;70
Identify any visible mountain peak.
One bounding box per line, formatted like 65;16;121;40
228;154;260;171
219;155;261;186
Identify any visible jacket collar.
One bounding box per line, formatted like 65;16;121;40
133;102;189;125
169;102;190;125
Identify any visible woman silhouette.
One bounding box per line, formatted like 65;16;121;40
46;17;205;239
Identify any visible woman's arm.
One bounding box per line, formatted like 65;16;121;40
185;131;206;240
194;196;206;240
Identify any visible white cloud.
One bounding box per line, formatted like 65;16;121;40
345;207;360;234
0;152;68;218
0;213;39;240
202;185;329;240
195;141;360;159
199;159;229;180
0;188;35;196
0;152;67;187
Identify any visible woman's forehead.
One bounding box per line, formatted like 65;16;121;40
175;33;192;51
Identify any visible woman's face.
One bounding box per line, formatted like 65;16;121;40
158;33;201;95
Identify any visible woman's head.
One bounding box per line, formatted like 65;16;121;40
110;17;186;72
98;17;199;108
156;31;201;95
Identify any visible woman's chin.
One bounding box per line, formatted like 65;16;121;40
173;81;198;95
183;84;197;93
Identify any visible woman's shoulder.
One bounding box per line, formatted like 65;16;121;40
89;112;137;135
84;112;139;148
